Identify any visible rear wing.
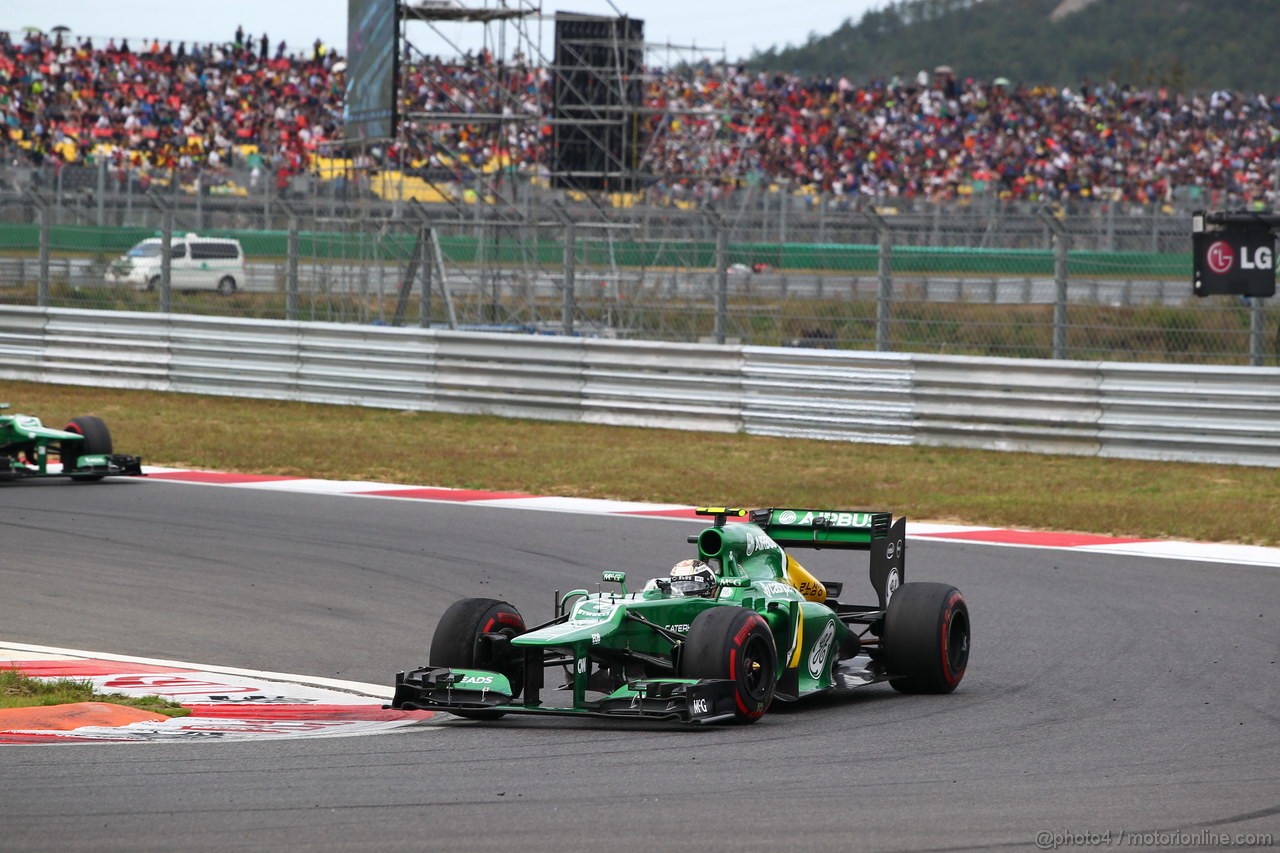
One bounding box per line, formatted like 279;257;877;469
751;507;891;548
696;507;906;608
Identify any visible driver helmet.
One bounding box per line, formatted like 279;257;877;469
669;558;718;598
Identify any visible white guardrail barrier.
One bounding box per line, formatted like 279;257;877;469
2;306;1278;468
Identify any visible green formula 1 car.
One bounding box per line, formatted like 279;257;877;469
1;404;143;482
390;507;970;724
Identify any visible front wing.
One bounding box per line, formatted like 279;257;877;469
2;454;144;481
389;666;744;724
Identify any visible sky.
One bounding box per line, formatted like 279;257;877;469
10;0;890;64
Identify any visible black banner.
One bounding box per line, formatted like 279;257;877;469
1193;228;1276;297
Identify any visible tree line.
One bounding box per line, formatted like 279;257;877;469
746;0;1280;94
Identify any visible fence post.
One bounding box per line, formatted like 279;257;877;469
421;224;432;329
162;208;174;313
149;192;174;314
562;218;577;337
263;171;272;228
287;213;300;321
1054;232;1069;358
195;169;204;231
1105;197;1115;252
548;202;577;337
29;191;51;307
865;209;893;352
1038;207;1069;359
54;162;63;225
705;206;728;345
96;156;106;228
779;186;789;244
1250;299;1267;367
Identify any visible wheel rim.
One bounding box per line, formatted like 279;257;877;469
739;633;773;701
475;612;525;691
476;626;521;665
946;609;970;675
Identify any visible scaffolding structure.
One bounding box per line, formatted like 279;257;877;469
363;1;736;334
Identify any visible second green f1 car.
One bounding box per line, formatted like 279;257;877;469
391;506;970;724
1;404;143;482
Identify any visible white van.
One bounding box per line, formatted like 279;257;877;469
106;234;246;295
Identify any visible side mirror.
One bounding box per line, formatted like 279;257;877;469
601;571;627;594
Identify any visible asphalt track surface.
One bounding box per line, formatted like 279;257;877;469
1;478;1277;853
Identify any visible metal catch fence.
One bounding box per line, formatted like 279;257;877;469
0;182;1273;366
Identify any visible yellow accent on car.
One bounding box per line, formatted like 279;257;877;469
788;612;804;669
786;554;827;604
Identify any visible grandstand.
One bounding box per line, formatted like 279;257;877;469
3;21;1278;211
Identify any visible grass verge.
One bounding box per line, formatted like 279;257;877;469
6;379;1277;547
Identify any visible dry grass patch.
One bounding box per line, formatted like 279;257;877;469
7;380;1276;546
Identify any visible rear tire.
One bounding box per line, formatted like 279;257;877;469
680;607;777;724
430;598;526;719
217;276;237;296
62;416;113;482
884;582;969;694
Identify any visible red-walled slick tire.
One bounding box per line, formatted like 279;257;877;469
680;607;777;723
62;416;113;482
430;597;527;719
884;582;970;693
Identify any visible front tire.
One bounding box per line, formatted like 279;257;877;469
884;582;969;694
680;607;777;724
430;598;526;719
62;416;113;482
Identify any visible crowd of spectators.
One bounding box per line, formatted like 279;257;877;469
0;27;343;192
642;65;1280;207
3;25;1279;208
396;48;544;182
